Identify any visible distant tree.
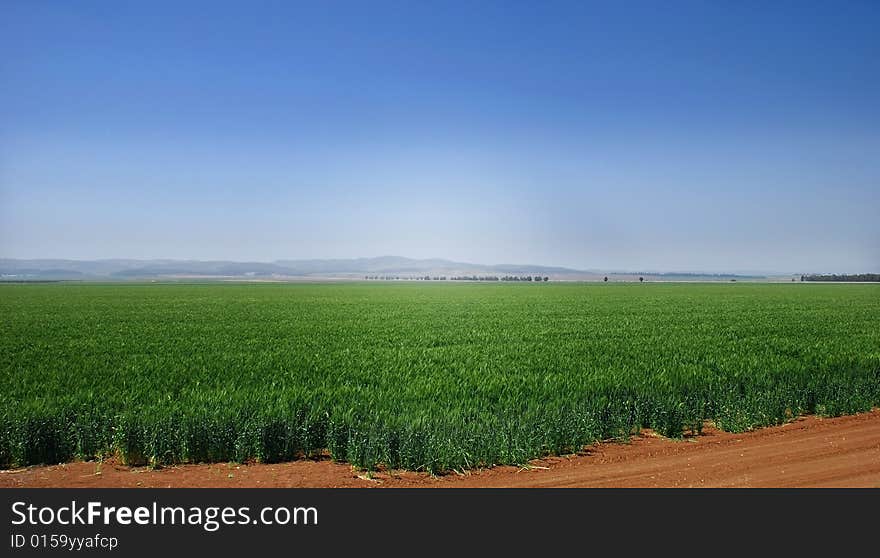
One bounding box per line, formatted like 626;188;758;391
543;276;549;282
603;276;608;282
639;277;644;283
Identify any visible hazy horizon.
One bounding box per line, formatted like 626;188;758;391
2;2;878;274
0;254;861;277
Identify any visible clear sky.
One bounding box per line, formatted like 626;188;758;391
1;1;878;273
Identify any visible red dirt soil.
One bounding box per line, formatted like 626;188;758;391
3;409;879;488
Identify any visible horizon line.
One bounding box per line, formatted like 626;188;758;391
0;255;842;277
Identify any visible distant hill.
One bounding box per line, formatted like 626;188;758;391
0;257;768;281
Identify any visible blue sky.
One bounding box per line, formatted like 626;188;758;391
1;1;878;273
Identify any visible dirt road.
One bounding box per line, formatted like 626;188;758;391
3;409;879;488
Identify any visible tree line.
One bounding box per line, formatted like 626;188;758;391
365;275;550;282
801;273;880;282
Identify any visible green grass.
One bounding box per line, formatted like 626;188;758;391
1;282;878;472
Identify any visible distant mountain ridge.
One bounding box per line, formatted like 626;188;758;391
0;257;769;281
0;257;586;279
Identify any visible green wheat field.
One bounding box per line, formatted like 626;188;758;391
2;282;878;472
